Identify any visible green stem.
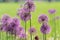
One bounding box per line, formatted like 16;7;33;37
30;19;32;40
54;15;56;40
43;34;46;40
25;21;26;40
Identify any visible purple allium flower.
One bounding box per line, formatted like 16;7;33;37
40;23;51;34
38;14;48;23
34;35;39;40
16;26;25;35
12;17;20;26
28;27;36;34
2;17;21;34
2;14;11;24
18;8;30;16
19;32;27;39
20;12;31;21
18;8;31;21
48;9;56;14
24;0;35;12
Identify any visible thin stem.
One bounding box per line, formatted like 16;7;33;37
45;34;46;40
30;18;32;40
0;27;1;40
6;32;8;40
25;21;26;40
54;15;56;40
0;20;1;40
0;31;1;40
15;28;16;40
43;34;46;40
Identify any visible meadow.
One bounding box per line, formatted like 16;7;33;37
0;2;60;40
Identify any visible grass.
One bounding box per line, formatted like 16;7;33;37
0;2;60;40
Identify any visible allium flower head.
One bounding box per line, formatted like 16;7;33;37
2;14;11;24
19;32;27;39
18;8;31;22
48;9;56;14
38;14;48;23
18;8;30;16
28;27;36;34
20;13;31;21
40;23;50;34
24;0;35;12
12;17;20;26
16;26;25;35
2;17;20;35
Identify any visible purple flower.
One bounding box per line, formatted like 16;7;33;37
2;17;21;35
18;8;31;21
12;17;20;26
28;27;36;34
16;26;25;35
19;32;27;39
2;14;11;24
24;0;35;12
48;9;56;14
38;14;48;23
40;23;51;34
18;8;30;16
20;13;31;21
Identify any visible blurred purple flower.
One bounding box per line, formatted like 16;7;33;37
16;26;25;35
12;17;20;26
2;17;21;35
18;8;31;21
2;14;11;24
28;27;36;34
24;0;35;12
38;14;48;23
18;8;30;16
40;23;51;34
48;9;56;14
20;13;31;21
19;32;27;39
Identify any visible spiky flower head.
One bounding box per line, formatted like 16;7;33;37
28;27;36;34
24;0;35;12
18;8;31;22
40;23;51;34
38;14;48;23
